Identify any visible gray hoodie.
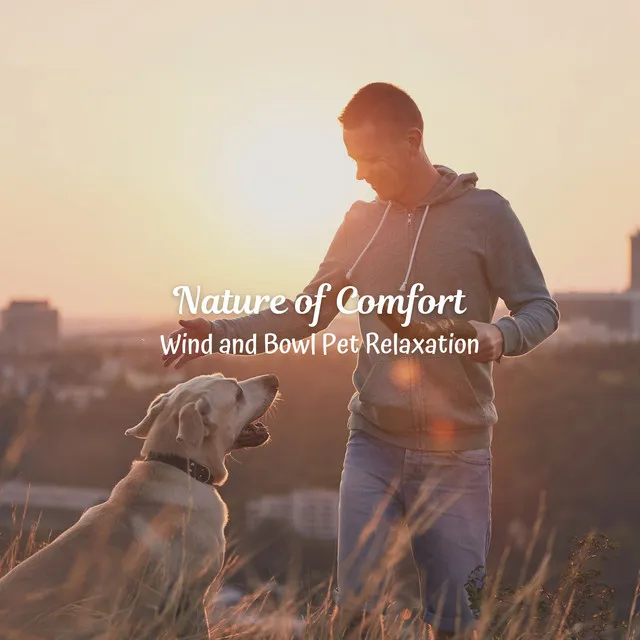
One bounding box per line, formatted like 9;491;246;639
212;165;559;451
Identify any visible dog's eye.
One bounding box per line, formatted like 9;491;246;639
235;387;243;401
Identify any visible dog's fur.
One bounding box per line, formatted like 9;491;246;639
0;372;279;639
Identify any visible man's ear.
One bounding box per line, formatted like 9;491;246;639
176;398;211;447
125;393;169;439
406;127;422;154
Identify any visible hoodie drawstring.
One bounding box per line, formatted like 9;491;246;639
346;202;430;293
399;204;429;292
345;202;392;282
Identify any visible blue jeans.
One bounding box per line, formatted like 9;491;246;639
335;429;492;633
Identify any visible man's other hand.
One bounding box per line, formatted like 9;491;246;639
162;318;213;369
467;321;504;363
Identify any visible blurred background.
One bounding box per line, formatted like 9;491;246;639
1;0;639;624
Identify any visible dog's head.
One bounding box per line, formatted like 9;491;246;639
125;373;279;485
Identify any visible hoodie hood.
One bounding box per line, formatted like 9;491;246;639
422;165;478;206
376;165;479;210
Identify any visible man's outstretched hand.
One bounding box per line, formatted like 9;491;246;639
162;317;213;369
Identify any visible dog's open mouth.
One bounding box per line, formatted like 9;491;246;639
232;420;270;450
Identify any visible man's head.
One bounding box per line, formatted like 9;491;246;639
339;83;425;203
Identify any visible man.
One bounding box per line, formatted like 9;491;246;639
163;83;559;638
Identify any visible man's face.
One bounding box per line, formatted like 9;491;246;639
343;121;418;202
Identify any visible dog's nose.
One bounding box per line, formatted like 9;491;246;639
263;374;279;391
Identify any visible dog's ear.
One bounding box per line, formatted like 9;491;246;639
176;398;211;447
125;393;169;439
177;398;228;485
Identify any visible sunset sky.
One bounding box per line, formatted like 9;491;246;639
1;0;639;322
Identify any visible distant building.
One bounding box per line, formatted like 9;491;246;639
289;490;339;540
0;361;50;397
552;232;640;343
246;489;339;541
0;480;109;511
124;368;186;391
0;480;109;531
631;230;640;292
246;494;292;524
0;299;60;353
552;292;640;343
54;384;108;410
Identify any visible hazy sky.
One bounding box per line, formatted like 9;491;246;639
1;0;639;320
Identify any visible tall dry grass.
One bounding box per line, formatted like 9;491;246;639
0;389;638;638
1;487;638;639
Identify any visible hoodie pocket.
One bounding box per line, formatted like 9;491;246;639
414;354;489;428
359;358;414;404
355;357;416;434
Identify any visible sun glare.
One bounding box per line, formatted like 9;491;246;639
218;103;373;242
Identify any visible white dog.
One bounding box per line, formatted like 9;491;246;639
0;372;279;639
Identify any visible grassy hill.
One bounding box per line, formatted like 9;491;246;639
2;341;639;621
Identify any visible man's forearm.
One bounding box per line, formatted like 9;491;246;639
494;296;559;356
485;199;560;357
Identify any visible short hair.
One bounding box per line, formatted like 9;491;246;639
338;82;424;132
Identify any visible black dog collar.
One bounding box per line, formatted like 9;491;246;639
144;452;215;486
